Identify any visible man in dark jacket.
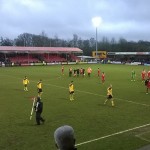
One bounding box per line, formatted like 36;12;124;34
34;97;45;125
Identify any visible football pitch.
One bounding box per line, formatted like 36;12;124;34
1;64;150;150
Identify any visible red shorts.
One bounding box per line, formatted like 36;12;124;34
102;77;105;81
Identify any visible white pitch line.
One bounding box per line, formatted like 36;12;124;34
75;123;150;147
135;130;150;143
135;135;150;143
113;97;150;107
136;130;150;137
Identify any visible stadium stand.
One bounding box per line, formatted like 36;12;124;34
9;55;39;63
69;54;80;61
0;46;82;66
42;54;66;62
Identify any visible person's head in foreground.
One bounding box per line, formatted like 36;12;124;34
54;125;77;150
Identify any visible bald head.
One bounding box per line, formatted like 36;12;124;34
54;125;75;150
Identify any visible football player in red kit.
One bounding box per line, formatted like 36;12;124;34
147;70;150;78
101;72;105;84
61;65;64;75
141;69;146;82
145;78;150;94
98;68;100;77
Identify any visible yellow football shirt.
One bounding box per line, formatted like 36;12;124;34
37;82;42;89
23;79;29;85
107;87;112;96
69;84;74;92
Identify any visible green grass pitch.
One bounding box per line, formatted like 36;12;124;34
1;64;150;150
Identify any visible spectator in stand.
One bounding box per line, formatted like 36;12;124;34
54;125;77;150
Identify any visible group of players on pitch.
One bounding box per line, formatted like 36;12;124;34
131;69;150;94
68;67;150;107
67;67;114;106
69;80;114;106
23;67;150;122
23;77;43;97
140;69;150;94
67;66;113;106
67;66;106;84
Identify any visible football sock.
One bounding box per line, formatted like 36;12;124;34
104;99;108;104
111;100;114;106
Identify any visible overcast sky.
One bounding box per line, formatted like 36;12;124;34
1;0;150;41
